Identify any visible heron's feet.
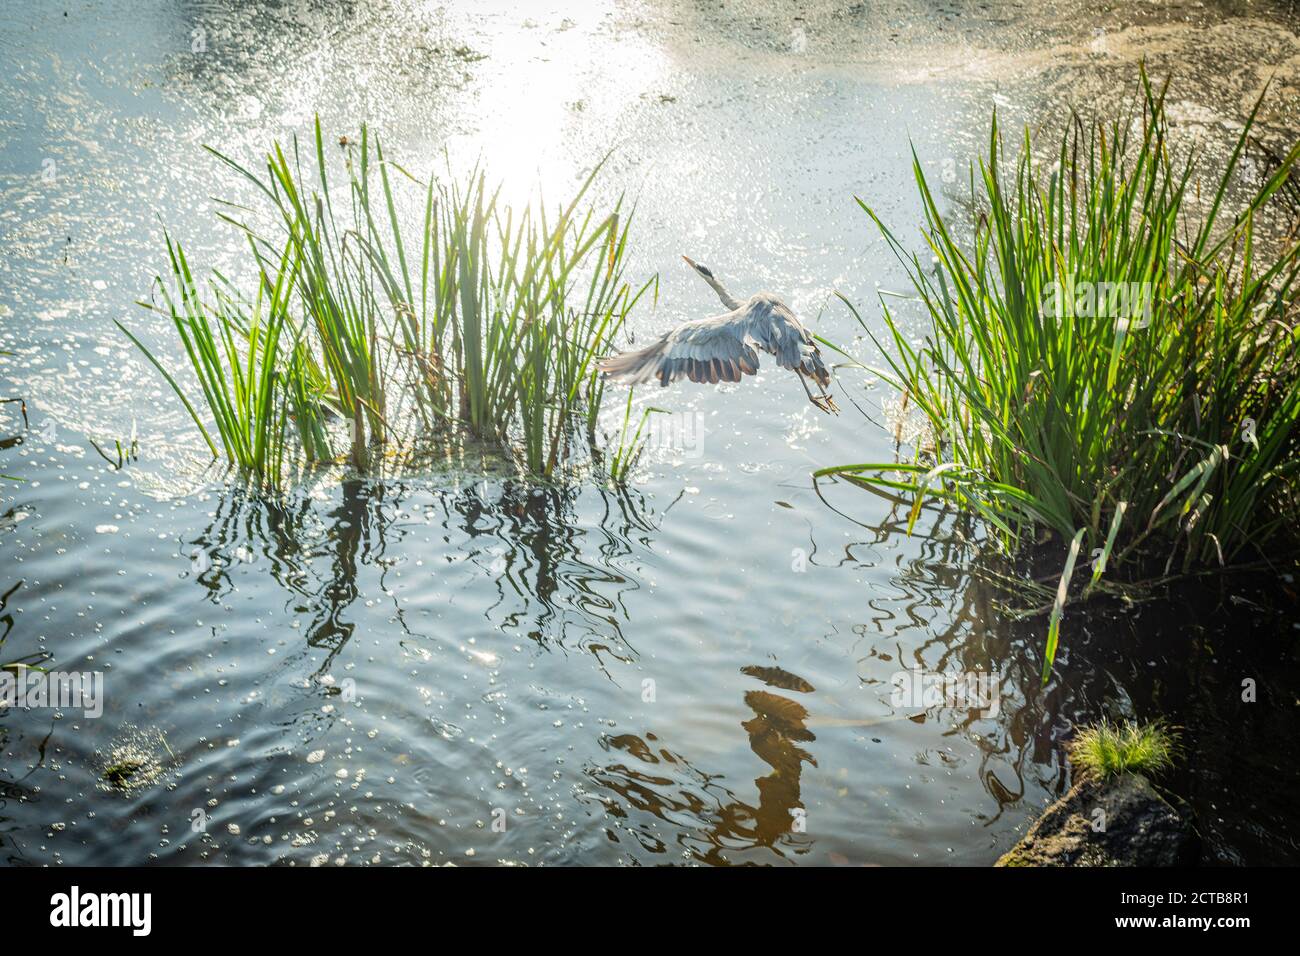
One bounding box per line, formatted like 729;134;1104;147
810;392;840;414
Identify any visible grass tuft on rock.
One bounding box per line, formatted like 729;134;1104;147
1069;719;1179;779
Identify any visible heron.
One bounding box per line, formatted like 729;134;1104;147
598;256;839;413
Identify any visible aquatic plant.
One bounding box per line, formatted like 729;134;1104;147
121;234;302;484
605;389;665;483
123;122;655;484
0;582;46;674
1;371;24;481
1069;719;1179;779
823;72;1300;677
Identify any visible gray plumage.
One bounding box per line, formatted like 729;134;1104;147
599;257;837;412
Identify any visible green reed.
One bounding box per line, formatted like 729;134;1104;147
121;233;302;486
123;121;655;484
606;389;664;483
820;72;1300;679
431;164;657;474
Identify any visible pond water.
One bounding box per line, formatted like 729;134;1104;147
1;0;1298;866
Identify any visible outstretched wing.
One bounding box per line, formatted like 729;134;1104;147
599;296;829;388
599;307;761;386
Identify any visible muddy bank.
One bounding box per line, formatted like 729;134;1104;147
996;773;1196;866
635;1;1300;152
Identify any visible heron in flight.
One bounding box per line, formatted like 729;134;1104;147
599;256;838;413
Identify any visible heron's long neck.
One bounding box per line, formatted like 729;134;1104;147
705;275;742;311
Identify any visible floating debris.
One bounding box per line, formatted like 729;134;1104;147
103;759;144;787
96;725;178;792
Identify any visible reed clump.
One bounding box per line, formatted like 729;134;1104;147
822;74;1300;677
123;122;656;485
1069;720;1179;779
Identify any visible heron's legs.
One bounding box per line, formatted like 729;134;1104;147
815;377;840;414
797;371;839;414
796;370;818;405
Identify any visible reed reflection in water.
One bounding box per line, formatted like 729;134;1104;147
181;476;664;662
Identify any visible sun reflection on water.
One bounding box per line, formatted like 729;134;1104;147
436;0;668;203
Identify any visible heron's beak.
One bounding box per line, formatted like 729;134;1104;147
681;255;697;270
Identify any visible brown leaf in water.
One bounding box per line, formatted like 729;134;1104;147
741;665;815;693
